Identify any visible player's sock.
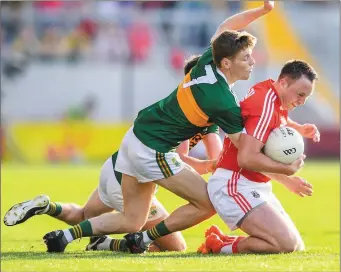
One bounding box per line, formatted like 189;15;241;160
109;238;128;252
45;202;62;217
63;220;93;242
142;220;171;246
220;236;244;254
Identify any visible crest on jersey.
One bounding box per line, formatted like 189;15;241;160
172;157;181;167
251;190;260;198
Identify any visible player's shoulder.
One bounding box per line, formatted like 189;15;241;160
242;79;277;104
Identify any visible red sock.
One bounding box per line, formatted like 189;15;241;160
232;236;245;253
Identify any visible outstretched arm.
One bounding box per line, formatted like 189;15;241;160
211;1;274;42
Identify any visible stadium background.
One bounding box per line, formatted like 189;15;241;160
1;1;340;271
0;1;339;163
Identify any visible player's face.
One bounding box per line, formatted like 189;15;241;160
222;48;255;82
281;76;314;111
230;47;255;80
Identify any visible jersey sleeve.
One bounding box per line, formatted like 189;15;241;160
243;92;277;144
197;47;213;66
210;106;244;134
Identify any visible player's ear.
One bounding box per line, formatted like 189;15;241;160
221;57;231;70
279;77;289;89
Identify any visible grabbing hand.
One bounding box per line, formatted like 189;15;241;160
282;176;313;197
297;123;320;142
287;154;306;175
263;1;275;13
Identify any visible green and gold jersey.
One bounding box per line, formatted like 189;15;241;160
133;47;243;153
189;124;219;150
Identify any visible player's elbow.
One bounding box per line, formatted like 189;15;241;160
237;151;250;169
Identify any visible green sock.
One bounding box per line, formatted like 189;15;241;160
46;202;62;216
110;238;128;252
146;220;172;240
69;220;93;239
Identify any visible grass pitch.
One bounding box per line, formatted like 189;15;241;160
1;161;339;271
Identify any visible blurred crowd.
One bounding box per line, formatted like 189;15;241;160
1;1;335;76
0;1;241;67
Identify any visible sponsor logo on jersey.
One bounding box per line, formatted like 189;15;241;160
251;190;260;198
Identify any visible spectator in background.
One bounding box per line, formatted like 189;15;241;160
38;26;64;61
127;17;152;63
93;22;129;62
11;26;40;58
62;25;91;63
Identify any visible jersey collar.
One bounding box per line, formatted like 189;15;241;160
216;68;234;89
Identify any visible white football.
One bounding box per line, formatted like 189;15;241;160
264;126;304;164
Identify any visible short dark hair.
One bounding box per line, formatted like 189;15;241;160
183;55;201;75
212;30;257;68
279;60;318;82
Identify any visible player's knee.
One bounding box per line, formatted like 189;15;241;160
125;222;145;233
198;202;216;220
295;237;305;252
276;234;300;253
82;206;93;220
174;241;187;252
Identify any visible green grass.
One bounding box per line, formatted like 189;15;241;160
1;161;340;271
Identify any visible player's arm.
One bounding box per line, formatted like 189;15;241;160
237;133;305;176
211;1;274;42
202;130;223;160
176;140;216;175
263;172;313;197
287;118;320;142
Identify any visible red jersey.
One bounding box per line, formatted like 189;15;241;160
216;79;288;183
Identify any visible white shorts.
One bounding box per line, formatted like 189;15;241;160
115;127;185;183
98;157;164;221
207;168;286;230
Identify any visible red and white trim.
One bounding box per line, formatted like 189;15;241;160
253;89;277;142
227;172;252;213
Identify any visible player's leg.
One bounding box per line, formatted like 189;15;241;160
235;203;300;253
92;197;187;252
43;133;157;253
126;164;215;252
203;169;300;254
268;191;305;251
55;187;114;225
43;173;156;253
142;198;186;252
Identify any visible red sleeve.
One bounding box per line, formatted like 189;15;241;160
242;89;278;144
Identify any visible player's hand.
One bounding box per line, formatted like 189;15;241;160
206;160;217;173
287;154;306;175
297;123;320;142
283;176;313;197
263;1;275;13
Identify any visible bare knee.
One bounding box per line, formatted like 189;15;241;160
124;221;145;233
172;241;187;252
82;206;92;220
196;201;216;221
275;233;301;253
201;204;216;220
